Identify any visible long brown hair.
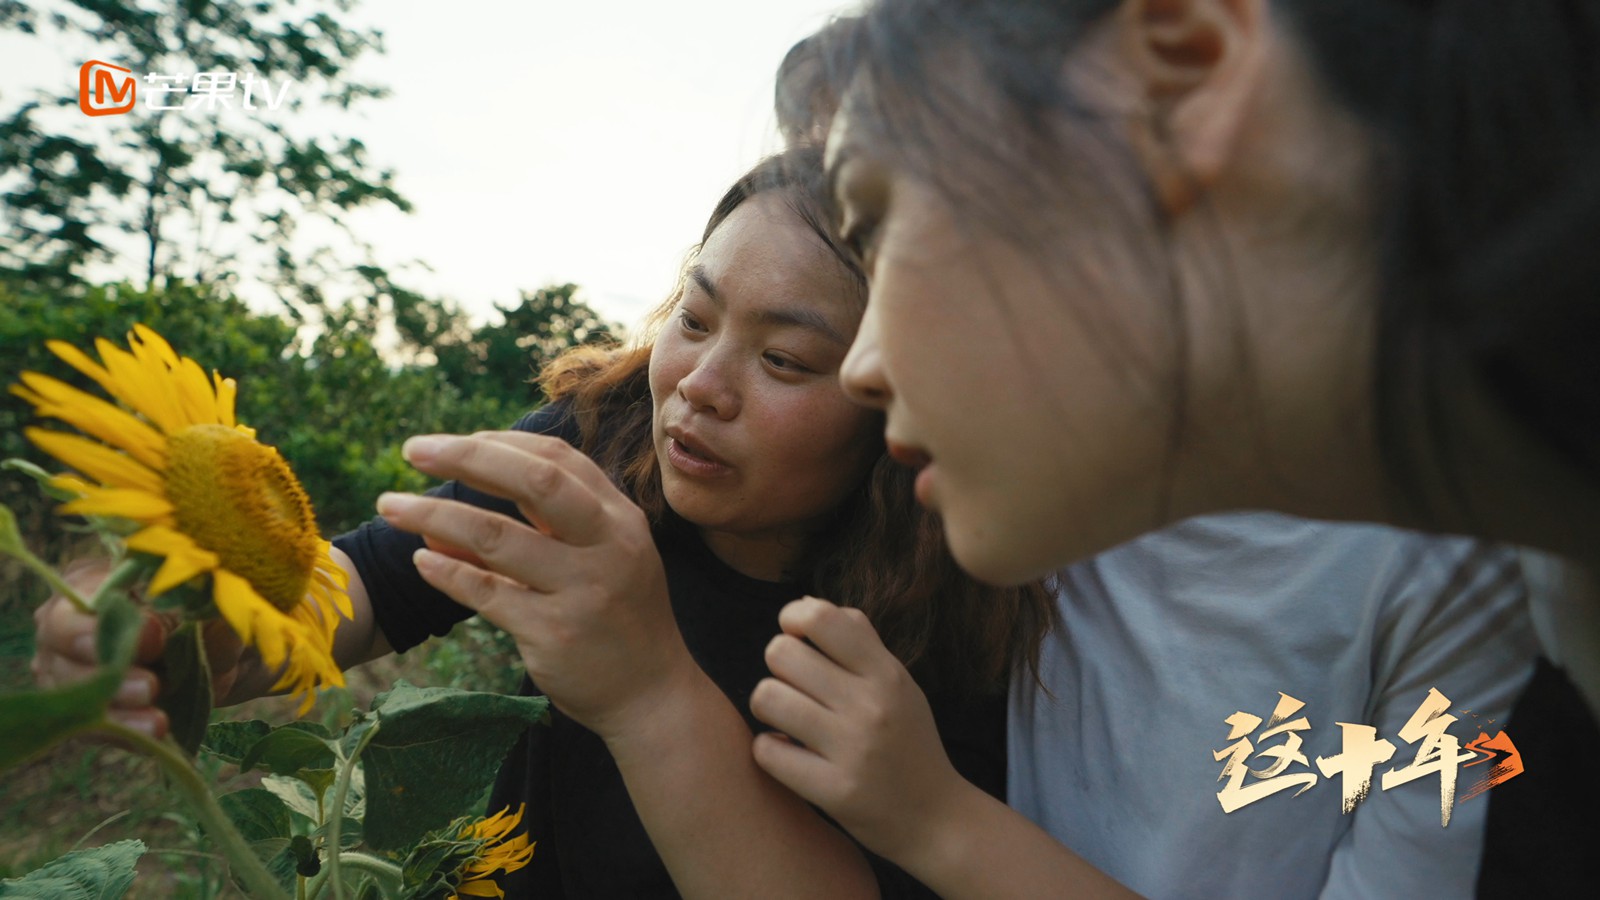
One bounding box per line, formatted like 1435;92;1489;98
541;146;1055;694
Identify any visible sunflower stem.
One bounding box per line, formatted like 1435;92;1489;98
322;721;376;900
0;537;94;613
335;852;403;893
99;718;292;900
90;558;146;612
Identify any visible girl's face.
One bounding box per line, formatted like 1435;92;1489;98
649;192;881;578
824;4;1396;586
830;111;1179;587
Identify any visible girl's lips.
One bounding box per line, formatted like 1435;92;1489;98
886;441;938;507
886;441;932;471
665;435;733;478
914;464;936;508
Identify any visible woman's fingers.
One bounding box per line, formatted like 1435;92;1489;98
30;651;96;690
400;431;612;546
378;494;557;591
107;707;168;738
475;431;616;492
750;675;839;755
763;633;855;711
776;597;894;678
752;730;837;806
423;534;488;568
33;590;161;680
31;575;172;737
34;599;97;667
411;546;542;631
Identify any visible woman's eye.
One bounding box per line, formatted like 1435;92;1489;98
764;352;810;374
678;309;708;333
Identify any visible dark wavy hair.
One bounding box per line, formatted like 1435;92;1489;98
804;0;1600;535
539;145;1056;694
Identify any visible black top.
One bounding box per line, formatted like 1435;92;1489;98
334;402;1006;899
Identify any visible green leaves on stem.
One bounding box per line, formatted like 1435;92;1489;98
0;839;146;899
158;621;215;757
0;581;141;771
359;681;549;850
0;512;552;899
197;682;548;897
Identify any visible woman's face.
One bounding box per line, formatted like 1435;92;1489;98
830;110;1179;586
650;191;881;572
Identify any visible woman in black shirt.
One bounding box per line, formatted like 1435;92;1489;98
348;146;1055;899
31;145;1049;897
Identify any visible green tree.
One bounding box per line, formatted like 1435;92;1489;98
0;0;407;298
0;279;618;609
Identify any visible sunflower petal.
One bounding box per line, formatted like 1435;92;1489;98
454;879;506;899
131;324;181;368
60;487;175;522
126;524;202;557
314;562;353;619
46;340;120;398
497;837;534;869
315;545;351;588
291;594;337;642
147;548;220;596
213;372;238;428
25;428;165;494
48;474;95;497
212;568;267;658
8;383;46;407
15;371;170;470
174;356;223;426
126;526;221;594
96;339;186;434
268;626;344;716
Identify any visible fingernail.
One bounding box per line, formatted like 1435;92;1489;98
115;676;152;705
73;634;95;659
376;492;416;516
412;547;440;572
402;435;449;463
113;712;161;738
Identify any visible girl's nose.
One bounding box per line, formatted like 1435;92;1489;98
840;303;891;410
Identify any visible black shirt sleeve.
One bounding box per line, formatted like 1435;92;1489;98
331;402;580;653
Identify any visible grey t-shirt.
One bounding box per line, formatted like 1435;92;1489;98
1008;513;1537;899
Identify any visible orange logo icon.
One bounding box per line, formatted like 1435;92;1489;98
79;60;136;116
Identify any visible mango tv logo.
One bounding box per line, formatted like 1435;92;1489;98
79;60;136;116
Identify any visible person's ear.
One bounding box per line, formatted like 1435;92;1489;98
1115;0;1266;215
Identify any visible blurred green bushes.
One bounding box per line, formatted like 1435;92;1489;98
0;278;616;609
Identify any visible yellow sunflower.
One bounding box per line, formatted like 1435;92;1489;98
10;325;351;714
449;804;535;899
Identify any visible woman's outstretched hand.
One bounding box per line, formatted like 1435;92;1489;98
31;559;244;737
749;596;963;863
377;430;694;742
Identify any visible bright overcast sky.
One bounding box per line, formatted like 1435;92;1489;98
0;0;858;332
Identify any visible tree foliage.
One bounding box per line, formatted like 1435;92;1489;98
0;2;623;611
0;0;407;297
0;279;618;609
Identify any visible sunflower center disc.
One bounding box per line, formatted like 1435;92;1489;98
166;424;319;611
